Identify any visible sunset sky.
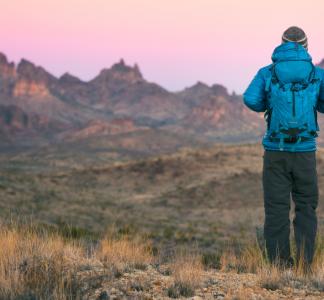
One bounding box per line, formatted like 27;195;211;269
1;0;323;94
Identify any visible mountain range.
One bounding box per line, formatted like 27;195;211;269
0;52;323;152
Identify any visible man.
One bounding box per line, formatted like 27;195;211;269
243;26;324;270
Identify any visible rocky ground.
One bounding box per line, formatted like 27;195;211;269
79;264;324;300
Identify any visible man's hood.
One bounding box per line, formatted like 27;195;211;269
270;42;314;84
271;41;312;63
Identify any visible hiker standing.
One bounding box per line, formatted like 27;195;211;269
243;26;324;270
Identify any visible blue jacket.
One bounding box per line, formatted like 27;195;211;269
243;42;324;152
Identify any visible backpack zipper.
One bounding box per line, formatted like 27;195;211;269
292;88;296;117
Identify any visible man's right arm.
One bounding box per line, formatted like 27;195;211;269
243;69;267;112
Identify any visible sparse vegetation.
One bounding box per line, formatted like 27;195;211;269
0;223;155;299
0;143;268;253
167;282;195;298
218;233;324;297
220;239;267;274
96;235;154;273
167;249;204;298
1;144;324;298
0;224;86;299
1;221;324;298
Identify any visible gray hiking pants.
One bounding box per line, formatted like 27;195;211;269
262;150;318;265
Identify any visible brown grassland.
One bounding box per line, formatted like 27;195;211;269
2;143;324;298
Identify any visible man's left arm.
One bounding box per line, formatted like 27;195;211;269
243;68;267;112
317;69;324;113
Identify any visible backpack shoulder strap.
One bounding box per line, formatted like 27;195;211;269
307;61;316;83
265;63;276;93
270;62;287;90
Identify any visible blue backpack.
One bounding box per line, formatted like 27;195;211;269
264;61;321;151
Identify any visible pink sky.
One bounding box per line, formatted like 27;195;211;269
1;0;323;94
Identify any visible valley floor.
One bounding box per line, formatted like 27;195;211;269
3;143;324;299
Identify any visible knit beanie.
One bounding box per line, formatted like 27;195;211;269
282;26;308;50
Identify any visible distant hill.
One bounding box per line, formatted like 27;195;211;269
0;51;323;151
317;59;324;69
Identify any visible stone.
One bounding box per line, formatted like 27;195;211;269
97;291;110;300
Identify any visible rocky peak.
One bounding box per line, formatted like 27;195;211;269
0;52;16;78
110;59;142;77
187;81;210;92
59;72;83;84
210;84;228;97
194;81;209;88
0;53;9;65
133;63;141;75
17;59;56;84
92;59;143;85
177;81;212;106
110;58;127;71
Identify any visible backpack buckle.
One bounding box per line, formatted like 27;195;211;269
285;136;298;143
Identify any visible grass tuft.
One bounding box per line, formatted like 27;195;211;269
96;235;154;273
0;225;86;299
167;249;204;298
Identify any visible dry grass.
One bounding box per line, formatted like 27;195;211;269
96;235;154;272
262;237;324;291
220;247;304;293
219;234;324;293
167;249;204;297
220;244;297;292
220;239;266;273
258;264;291;291
0;223;155;299
172;251;204;288
3;222;324;299
0;224;87;299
